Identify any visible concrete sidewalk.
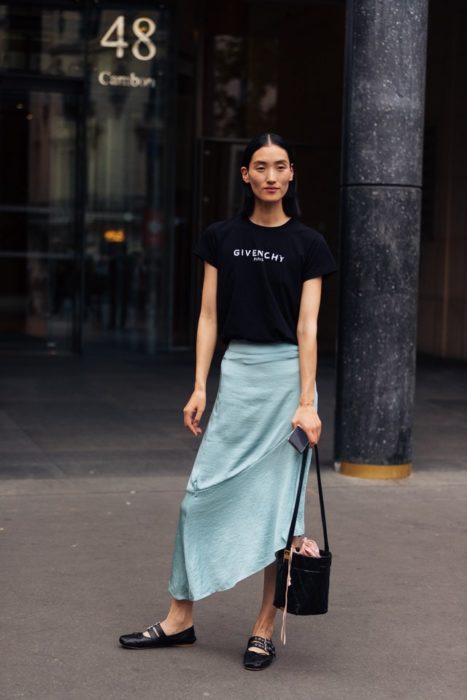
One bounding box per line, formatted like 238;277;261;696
0;351;466;700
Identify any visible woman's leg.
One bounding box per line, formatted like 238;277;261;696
142;598;194;637
249;562;277;649
249;535;302;650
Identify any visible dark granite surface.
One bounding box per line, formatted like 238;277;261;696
337;0;430;465
342;0;429;185
335;187;421;463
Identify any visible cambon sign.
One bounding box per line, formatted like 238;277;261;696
98;15;158;88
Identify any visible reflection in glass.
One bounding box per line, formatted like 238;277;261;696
0;90;79;348
0;5;84;76
210;31;278;138
83;7;170;352
0;3;177;354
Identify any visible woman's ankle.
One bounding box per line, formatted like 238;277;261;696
161;615;193;635
251;620;274;639
162;601;194;632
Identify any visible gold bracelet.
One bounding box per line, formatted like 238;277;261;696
299;400;315;407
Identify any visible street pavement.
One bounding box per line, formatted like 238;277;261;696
0;349;466;700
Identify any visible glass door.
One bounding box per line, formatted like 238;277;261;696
82;3;171;353
0;80;83;352
0;1;176;355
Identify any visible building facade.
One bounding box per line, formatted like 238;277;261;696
0;0;465;358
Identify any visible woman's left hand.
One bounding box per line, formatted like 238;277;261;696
291;405;322;446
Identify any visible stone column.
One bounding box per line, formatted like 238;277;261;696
334;0;429;479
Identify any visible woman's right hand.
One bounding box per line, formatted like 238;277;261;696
183;389;206;436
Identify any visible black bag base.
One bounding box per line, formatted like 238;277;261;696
273;548;332;616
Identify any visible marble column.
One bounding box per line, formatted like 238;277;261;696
334;0;429;479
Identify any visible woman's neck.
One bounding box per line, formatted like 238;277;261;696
249;202;290;227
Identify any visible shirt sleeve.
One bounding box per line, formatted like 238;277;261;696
193;224;218;268
302;233;338;281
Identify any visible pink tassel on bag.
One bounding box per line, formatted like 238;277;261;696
296;537;321;557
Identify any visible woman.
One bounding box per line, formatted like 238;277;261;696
119;133;337;670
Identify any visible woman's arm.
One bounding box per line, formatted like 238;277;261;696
183;261;218;436
291;277;323;445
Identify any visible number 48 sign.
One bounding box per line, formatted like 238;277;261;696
100;16;157;61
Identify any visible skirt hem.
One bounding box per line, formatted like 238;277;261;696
167;525;306;602
168;548;281;602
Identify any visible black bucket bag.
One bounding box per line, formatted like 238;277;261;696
274;443;332;637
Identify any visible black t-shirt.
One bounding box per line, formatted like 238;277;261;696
193;215;337;345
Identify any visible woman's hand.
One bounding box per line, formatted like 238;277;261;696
291;405;321;446
183;389;207;436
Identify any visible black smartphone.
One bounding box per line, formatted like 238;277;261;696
288;425;309;453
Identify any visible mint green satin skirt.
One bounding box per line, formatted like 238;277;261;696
168;340;318;601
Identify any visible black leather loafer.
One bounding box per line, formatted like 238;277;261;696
243;635;276;670
119;621;196;649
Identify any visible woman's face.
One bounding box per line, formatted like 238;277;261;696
241;144;294;207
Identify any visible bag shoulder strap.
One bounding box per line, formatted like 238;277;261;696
284;443;330;556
